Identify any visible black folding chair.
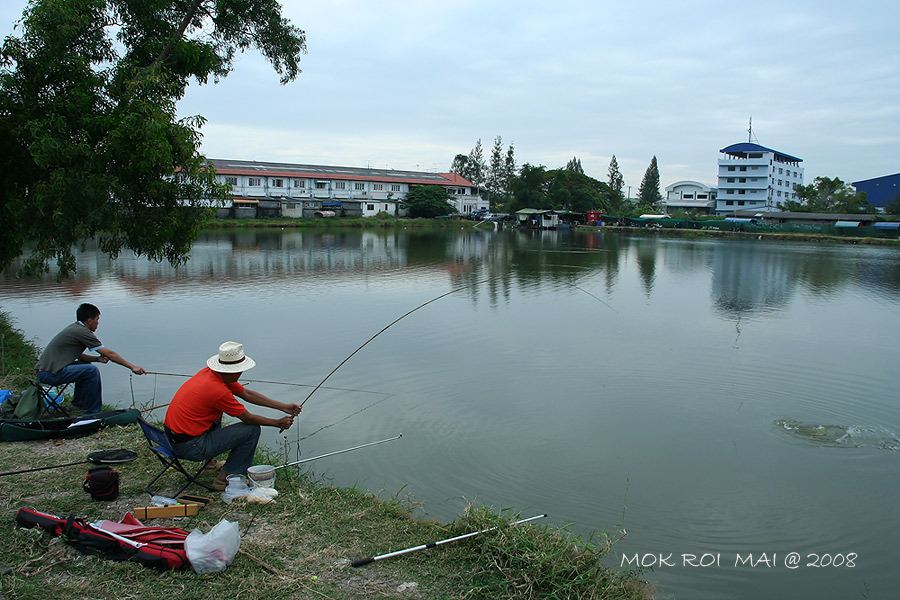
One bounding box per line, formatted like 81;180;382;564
29;379;71;418
136;416;217;496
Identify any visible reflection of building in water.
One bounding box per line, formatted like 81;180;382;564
0;230;498;300
711;243;798;317
207;158;487;218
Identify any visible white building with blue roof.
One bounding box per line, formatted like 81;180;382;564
716;143;804;215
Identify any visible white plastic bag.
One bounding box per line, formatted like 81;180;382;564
246;486;278;504
185;519;241;574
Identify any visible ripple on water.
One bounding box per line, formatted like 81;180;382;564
774;419;900;452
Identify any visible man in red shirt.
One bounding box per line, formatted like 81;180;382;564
164;341;301;490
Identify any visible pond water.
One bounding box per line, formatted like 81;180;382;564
2;228;899;599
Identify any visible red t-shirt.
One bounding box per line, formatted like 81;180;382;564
164;368;247;436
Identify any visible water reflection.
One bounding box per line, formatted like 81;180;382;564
4;230;900;314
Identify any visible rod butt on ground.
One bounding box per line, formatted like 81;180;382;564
351;557;374;568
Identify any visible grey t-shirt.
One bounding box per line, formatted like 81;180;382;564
35;322;104;374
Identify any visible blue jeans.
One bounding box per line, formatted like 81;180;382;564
36;363;102;414
171;422;261;476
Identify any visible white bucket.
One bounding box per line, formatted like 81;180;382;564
247;465;276;487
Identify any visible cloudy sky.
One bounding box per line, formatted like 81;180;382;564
3;0;899;192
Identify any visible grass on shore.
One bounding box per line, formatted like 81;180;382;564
0;424;651;600
0;311;41;394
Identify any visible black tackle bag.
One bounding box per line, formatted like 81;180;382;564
83;466;119;501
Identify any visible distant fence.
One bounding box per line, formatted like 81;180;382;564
594;217;900;239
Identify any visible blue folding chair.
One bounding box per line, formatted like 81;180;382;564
137;416;217;496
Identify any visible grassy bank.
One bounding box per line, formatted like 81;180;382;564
0;312;41;393
0;317;651;600
584;224;900;246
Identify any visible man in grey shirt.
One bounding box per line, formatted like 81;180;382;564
35;303;146;413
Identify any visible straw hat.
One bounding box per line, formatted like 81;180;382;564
207;341;256;373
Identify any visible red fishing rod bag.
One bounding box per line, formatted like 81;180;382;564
14;508;189;571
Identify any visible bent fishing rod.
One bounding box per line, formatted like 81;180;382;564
351;513;547;567
299;275;504;410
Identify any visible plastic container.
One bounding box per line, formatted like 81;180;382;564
221;476;250;504
247;465;276;487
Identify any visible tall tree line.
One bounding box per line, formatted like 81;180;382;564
451;136;516;207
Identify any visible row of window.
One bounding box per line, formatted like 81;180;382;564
224;176;403;192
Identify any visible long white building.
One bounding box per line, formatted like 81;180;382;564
715;143;803;215
206;158;486;218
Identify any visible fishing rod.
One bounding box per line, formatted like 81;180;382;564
145;371;389;396
351;513;547;567
299;275;504;409
276;434;402;469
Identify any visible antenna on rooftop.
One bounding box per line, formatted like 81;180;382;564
748;117;759;144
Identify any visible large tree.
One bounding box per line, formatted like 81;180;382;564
486;135;505;203
508;163;547;213
783;176;874;213
0;0;307;277
509;165;615;214
637;155;662;209
402;185;454;218
607;155;624;199
465;139;486;188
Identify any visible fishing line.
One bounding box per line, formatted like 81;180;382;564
144;371;388;396
298;275;503;410
299;393;396;441
571;284;618;314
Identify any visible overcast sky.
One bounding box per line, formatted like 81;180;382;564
3;1;899;192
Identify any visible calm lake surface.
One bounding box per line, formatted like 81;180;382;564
2;228;899;599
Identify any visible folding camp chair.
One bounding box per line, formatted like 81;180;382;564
137;416;217;496
28;379;71;418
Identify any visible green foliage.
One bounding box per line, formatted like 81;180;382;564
487;135;506;199
508;163;548;212
454;137;516;207
564;156;584;174
0;311;41;390
508;165;616;214
466;139;487;187
0;0;307;278
784;176;875;213
402;185;455;218
885;196;900;216
637;156;662;209
608;154;625;209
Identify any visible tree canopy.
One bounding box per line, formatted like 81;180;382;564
782;176;874;214
508;165;615;214
402;185;454;218
0;0;307;277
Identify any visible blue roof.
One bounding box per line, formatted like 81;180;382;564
719;142;803;163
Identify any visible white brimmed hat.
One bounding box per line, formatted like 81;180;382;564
207;341;256;373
